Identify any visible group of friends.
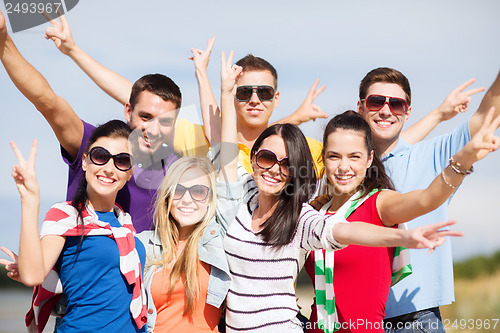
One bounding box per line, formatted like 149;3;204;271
1;10;500;333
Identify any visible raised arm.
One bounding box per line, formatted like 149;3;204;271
273;79;328;126
0;10;82;159
401;78;485;144
469;70;500;137
45;14;132;105
10;140;65;287
219;50;241;183
189;37;221;144
379;108;500;226
333;220;462;253
301;203;460;252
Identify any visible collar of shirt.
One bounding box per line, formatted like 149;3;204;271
382;138;411;162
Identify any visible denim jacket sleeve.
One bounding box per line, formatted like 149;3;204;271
137;231;161;333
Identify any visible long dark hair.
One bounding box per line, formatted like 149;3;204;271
322;110;394;198
250;123;317;247
71;120;132;236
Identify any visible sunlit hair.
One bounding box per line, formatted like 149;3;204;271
149;157;217;317
236;54;278;88
71;120;132;238
359;67;411;106
322;111;394;198
129;73;182;110
250;123;317;247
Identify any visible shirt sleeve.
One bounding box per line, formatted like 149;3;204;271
214;178;244;236
173;118;209;157
295;203;348;251
306;137;324;177
418;119;471;171
61;120;95;201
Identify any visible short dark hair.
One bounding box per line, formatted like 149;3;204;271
250;123;317;247
359;67;411;106
129;74;182;110
236;54;278;88
322;111;394;198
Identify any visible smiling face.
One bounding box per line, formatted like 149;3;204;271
357;82;411;152
235;70;280;131
170;167;212;232
251;134;289;199
82;136;133;206
125;90;178;156
324;129;374;199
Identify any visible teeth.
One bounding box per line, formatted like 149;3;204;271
377;121;391;126
336;175;353;180
179;207;196;213
248;109;263;115
262;175;280;184
97;176;114;183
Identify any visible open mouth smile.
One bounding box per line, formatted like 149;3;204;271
177;207;197;214
97;175;116;185
374;119;394;128
262;174;281;185
334;174;354;185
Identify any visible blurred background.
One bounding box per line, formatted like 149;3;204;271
1;1;499;332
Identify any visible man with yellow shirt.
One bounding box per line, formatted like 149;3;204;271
190;39;326;174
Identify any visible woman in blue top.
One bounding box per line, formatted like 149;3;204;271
2;120;147;332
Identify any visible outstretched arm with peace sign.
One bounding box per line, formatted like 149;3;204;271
190;37;221;144
401;78;485;144
378;107;500;226
8;140;65;287
274;79;328;125
45;14;133;106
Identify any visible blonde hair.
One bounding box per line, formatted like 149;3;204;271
150;157;217;316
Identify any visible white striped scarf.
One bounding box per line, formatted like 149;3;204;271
313;189;412;333
26;201;147;332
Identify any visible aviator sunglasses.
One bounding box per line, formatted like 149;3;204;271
173;184;211;202
88;146;133;171
236;85;275;102
254;149;289;177
361;94;409;116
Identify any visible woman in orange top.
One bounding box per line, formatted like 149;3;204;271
137;51;242;332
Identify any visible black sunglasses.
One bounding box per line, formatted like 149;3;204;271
88;146;133;171
173;184;211;202
361;94;409;116
254;149;289;177
236;85;275;102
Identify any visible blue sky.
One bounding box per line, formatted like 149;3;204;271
1;0;499;261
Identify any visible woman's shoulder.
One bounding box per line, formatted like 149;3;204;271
310;194;332;211
42;201;80;225
374;188;396;203
137;230;154;242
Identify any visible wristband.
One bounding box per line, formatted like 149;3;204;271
449;157;474;175
441;170;461;189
